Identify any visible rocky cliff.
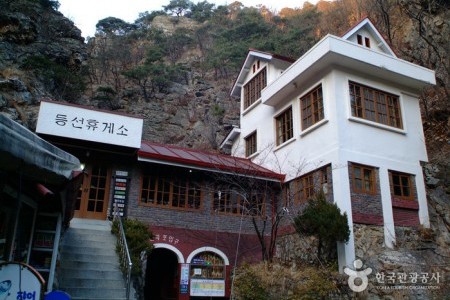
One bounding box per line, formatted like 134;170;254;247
0;0;86;128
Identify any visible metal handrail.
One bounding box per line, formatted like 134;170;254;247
113;204;133;300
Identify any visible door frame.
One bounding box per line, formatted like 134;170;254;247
74;165;111;220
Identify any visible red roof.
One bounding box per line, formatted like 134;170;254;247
138;141;285;181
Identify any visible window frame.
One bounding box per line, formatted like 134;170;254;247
294;173;315;204
300;84;324;130
284;166;330;206
140;175;202;210
243;67;267;110
213;189;265;217
390;171;414;200
244;131;257;157
275;106;293;146
349;81;403;129
351;164;376;194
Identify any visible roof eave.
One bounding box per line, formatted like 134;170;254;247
137;152;284;182
219;127;241;150
230;49;294;98
0;114;81;186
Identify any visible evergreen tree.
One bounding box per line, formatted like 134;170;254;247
294;191;350;262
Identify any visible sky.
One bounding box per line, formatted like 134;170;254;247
58;0;321;38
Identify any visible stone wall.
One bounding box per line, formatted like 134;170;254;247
353;224;386;259
275;233;319;266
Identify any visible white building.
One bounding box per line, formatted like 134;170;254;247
221;18;436;271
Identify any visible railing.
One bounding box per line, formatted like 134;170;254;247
113;204;133;300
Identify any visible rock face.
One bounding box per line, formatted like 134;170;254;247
0;0;86;126
0;4;238;150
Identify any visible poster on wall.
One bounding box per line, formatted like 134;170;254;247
0;262;44;300
112;171;129;217
190;279;225;297
179;264;189;294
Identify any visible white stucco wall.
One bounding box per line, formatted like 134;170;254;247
232;64;431;270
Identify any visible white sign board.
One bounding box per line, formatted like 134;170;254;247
0;263;43;300
190;279;225;297
36;101;143;148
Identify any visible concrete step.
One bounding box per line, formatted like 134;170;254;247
63;287;126;299
58;278;126;289
59;251;118;263
61;244;117;256
60;260;122;271
69;218;112;231
63;230;116;240
60;268;124;280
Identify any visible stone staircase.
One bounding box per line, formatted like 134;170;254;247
58;218;128;300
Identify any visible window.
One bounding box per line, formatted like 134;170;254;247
352;164;375;194
390;171;414;199
357;35;370;48
357;34;363;45
285;166;330;205
140;175;202;209
300;84;324;130
349;81;402;129
213;190;265;216
275;107;293;145
245;131;257;157
297;173;315;203
244;67;267;109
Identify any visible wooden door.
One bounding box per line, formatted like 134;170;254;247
74;165;111;220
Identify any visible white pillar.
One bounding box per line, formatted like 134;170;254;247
379;167;395;248
332;162;355;273
415;166;430;227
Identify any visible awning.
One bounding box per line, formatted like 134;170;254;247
0;114;81;186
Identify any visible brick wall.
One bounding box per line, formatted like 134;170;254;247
125;163;275;235
348;162;384;226
150;225;264;265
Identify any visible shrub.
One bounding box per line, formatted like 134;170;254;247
294;191;350;262
233;263;268;300
232;262;339;300
112;218;153;276
21;55;85;102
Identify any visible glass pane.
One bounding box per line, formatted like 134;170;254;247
393;175;400;185
401;176;409;187
97;189;105;200
402;187;410;197
87;200;95;211
95;201;103;212
89;189;97;200
99;177;106;187
91;177;98;188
